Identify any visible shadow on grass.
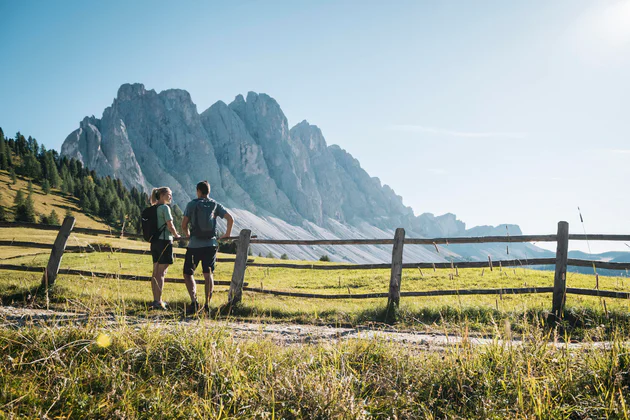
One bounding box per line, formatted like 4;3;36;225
0;282;69;307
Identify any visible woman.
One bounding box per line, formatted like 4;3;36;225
150;187;180;310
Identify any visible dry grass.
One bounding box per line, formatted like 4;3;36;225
1;317;629;418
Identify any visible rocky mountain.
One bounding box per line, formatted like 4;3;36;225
61;83;549;263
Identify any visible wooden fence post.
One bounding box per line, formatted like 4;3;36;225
387;228;405;309
41;216;75;288
228;229;252;306
552;221;569;319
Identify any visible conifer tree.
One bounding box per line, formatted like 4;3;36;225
13;190;25;207
48;209;60;225
0;130;6;170
15;192;36;222
41;179;51;194
0;205;6;222
9;168;17;184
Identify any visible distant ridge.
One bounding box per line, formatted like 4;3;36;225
61;83;550;263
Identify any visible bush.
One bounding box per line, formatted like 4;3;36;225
280;253;289;260
319;255;330;262
266;252;274;259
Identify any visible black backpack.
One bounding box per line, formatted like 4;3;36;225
191;199;218;239
141;205;166;242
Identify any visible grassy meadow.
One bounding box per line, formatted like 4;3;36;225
2;222;630;339
2;172;630;417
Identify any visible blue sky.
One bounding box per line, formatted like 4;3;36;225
1;0;629;252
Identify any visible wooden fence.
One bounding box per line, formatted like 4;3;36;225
2;219;630;318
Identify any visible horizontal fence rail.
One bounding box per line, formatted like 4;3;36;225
238;286;630;300
0;240;252;263
0;264;242;286
248;235;562;245
247;259;630;271
0;221;244;241
241;286;555;300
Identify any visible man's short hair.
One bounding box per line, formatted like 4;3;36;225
197;180;210;195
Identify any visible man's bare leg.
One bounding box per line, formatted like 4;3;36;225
183;274;197;304
204;271;214;308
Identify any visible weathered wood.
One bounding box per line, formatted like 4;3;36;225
387;228;405;308
0;240;252;262
42;217;75;287
247;234;560;246
0;264;239;286
228;229;252;305
552;221;569;318
0;240;53;249
246;258;559;270
248;238;395;245
0;221;246;241
566;288;630;299
240;286;555;299
566;259;630;270
568;234;630;241
405;234;560;244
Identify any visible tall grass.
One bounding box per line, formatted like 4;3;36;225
1;316;629;419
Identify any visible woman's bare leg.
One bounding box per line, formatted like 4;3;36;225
151;262;160;303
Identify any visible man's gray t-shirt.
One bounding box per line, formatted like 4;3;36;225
184;198;227;248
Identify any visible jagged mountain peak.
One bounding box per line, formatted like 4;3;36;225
116;83;152;101
61;82;541;263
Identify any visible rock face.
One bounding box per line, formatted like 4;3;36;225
61;83;549;262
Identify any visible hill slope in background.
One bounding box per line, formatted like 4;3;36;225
61;83;552;263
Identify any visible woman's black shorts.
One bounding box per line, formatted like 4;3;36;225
183;246;218;275
150;240;174;264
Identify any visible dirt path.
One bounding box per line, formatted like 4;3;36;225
0;306;605;350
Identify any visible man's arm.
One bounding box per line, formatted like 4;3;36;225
182;216;190;239
218;212;234;239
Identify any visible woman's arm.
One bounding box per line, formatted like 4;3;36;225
166;220;179;239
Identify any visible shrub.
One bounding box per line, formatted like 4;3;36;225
280;253;289;260
319;255;330;262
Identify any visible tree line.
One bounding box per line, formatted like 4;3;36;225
0;127;157;233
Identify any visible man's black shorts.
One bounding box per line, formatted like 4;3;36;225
183;246;218;275
150;240;174;264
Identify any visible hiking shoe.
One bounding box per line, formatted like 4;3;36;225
185;301;200;315
149;301;168;310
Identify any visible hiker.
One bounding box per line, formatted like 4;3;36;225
181;180;234;314
148;187;180;310
149;188;158;206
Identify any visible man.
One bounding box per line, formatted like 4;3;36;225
181;180;234;314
